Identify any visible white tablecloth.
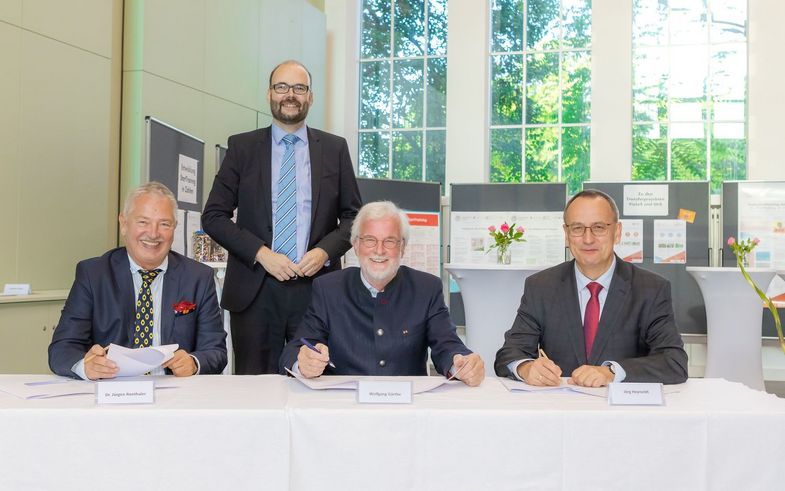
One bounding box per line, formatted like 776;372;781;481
1;376;784;491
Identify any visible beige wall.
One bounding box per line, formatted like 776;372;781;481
0;0;122;291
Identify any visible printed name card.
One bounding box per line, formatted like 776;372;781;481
357;380;412;404
96;380;155;405
3;283;32;295
608;382;664;406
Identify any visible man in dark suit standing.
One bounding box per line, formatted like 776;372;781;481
49;182;227;379
280;201;485;387
495;189;688;387
202;60;361;374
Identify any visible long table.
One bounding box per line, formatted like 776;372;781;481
2;376;784;490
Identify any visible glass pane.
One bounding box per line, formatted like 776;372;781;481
711;123;746;192
361;0;391;58
527;0;559;50
632;47;668;122
394;0;425;57
526;51;559;125
562;0;592;49
425;130;446;187
359;131;390;178
428;0;448;56
392;59;424;128
671;123;707;180
670;0;707;45
490;128;522;182
392;131;423;180
360;61;391;129
632;124;666;180
490;0;523;52
711;44;746;121
562;126;590;196
710;0;747;43
633;0;667;46
426;57;447;127
524;126;558;183
562;50;591;124
490;54;523;125
669;45;707;103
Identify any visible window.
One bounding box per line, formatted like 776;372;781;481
632;0;747;191
489;0;592;195
358;0;448;188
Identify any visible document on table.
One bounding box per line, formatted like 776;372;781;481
499;377;608;398
0;376;179;399
285;368;459;393
107;343;178;377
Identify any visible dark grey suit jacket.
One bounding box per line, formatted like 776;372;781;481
202;125;362;312
494;257;688;384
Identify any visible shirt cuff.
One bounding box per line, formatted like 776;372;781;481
506;359;534;382
602;361;626;382
190;354;201;375
71;359;88;380
291;361;302;375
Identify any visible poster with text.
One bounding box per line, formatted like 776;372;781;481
616;219;644;263
653;219;686;264
738;182;785;270
623;184;669;216
177;154;198;204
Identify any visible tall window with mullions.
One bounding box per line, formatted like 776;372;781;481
358;0;448;190
489;0;592;195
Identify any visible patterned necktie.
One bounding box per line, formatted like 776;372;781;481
133;269;161;348
273;133;299;262
583;281;603;360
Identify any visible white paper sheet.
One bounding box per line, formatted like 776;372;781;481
107;343;178;377
623;184;669;216
285;369;458;394
653;219;687;264
616;219;644;263
498;377;608;398
0;376;178;399
173;209;186;255
177;154;198;204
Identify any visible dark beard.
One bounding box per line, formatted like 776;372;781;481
271;98;309;125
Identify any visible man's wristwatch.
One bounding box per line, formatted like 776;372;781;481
607;363;616;376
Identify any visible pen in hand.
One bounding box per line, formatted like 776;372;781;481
84;345;109;364
538;348;548;359
300;337;336;369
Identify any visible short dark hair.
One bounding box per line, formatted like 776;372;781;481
563;189;620;223
268;60;312;88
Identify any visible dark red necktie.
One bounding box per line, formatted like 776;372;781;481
584;282;603;359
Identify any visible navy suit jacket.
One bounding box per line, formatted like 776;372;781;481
48;248;227;377
202;125;362;312
494;257;688;384
279;266;472;376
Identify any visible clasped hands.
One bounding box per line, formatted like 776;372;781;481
256;246;328;281
518;357;614;388
83;344;197;380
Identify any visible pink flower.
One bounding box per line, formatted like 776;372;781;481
727;237;736;246
500;222;510;234
516;226;524;234
753;238;760;245
488;225;496;233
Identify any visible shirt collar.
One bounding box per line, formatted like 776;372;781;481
272;123;308;146
574;256;616;293
127;253;169;274
359;269;381;298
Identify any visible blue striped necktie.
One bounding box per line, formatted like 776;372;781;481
273;133;299;262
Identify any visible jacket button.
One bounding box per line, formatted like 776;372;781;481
378;360;386;367
376;329;384;336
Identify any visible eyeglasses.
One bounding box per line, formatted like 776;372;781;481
357;236;403;250
270;83;310;95
565;222;615;237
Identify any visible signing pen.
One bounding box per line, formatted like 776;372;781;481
300;337;336;368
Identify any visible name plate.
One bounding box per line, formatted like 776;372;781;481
96;380;155;405
357;380;412;404
608;382;664;406
3;283;32;295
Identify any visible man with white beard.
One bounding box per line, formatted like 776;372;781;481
279;201;485;386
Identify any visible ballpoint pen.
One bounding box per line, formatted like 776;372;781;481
300;338;336;368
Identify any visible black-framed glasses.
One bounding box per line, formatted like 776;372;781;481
271;83;310;95
357;236;403;250
565;222;615;237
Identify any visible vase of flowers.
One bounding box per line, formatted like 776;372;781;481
487;222;525;265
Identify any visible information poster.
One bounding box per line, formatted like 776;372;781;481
616;219;644;263
653;219;687;264
344;212;441;277
177;154;198;204
173;209;186;256
450;211;564;266
738;182;785;270
623;184;669;216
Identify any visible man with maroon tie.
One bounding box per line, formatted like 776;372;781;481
494;189;688;387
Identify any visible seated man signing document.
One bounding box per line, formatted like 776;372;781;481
279;201;484;386
495;189;688;387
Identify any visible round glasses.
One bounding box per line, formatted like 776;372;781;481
357;236;403;250
565;222;615;237
271;83;310;95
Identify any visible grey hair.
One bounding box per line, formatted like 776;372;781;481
269;59;313;88
122;181;178;222
351;201;410;244
564;189;619;223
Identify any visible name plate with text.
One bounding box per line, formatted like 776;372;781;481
608;382;664;406
357;380;412;404
3;283;32;295
96;380;155;405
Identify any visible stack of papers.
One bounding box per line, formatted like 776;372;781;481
285;368;460;394
107;343;178;376
499;377;609;398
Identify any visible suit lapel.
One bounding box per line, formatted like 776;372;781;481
589;258;630;365
561;261;588;365
112;250;134;346
160;253;181;345
307;127;322;236
258;127;273;226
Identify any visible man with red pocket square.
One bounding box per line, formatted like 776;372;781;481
48;182;227;379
